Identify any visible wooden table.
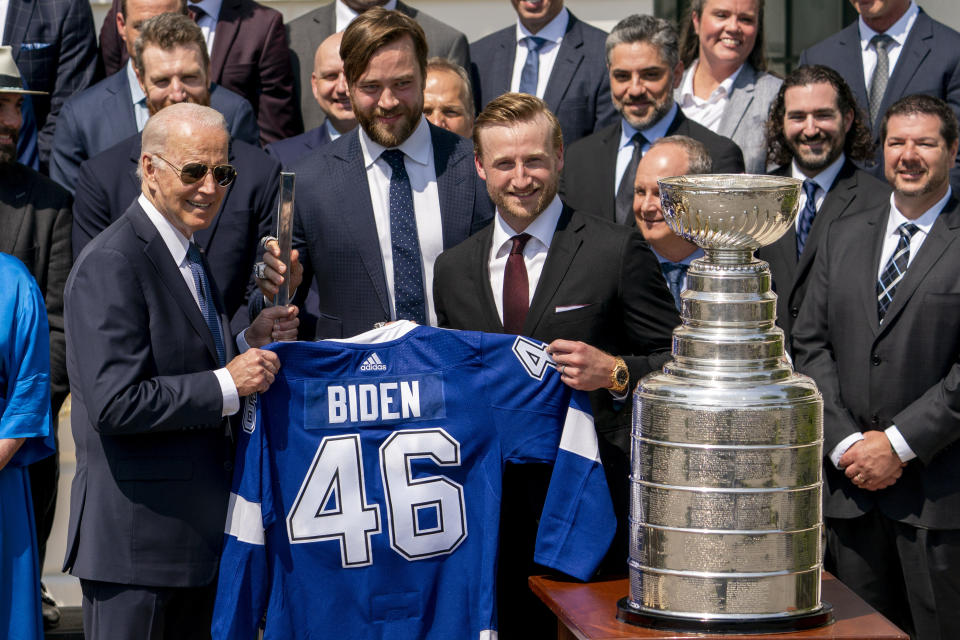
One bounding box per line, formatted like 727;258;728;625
529;573;909;640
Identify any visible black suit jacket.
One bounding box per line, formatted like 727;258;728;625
0;164;72;412
799;9;960;176
757;161;890;354
794;195;960;529
63;201;237;586
4;0;99;167
264;124;330;169
258;122;493;340
72;134;278;334
560;111;746;222
469;12;616;147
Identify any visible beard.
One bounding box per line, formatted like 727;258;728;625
787;131;845;173
0;124;18;164
618;92;675;131
489;173;559;223
355;101;421;148
146;91;212;116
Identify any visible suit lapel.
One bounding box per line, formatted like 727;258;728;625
487;30;516;104
858;204;890;336
542;17;583;114
793;162;858;282
594;123;621;222
432;125;473;248
209;0;242;81
470;225;504;332
4;0;34;49
717;63;756;139
524;207;582;335
0;171;28;254
832;24;870;128
879;11;933;128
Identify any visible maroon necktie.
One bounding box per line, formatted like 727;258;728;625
503;233;532;334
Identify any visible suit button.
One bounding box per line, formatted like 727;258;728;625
224;461;234;472
871;415;880;427
872;354;881;366
790;307;799;318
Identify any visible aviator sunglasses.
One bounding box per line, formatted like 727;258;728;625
154;154;238;187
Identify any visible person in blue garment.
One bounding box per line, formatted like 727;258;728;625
0;252;55;640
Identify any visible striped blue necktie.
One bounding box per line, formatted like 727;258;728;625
876;222;919;322
186;242;227;366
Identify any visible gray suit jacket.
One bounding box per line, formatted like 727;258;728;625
794;195;960;528
287;1;469;132
676;63;781;174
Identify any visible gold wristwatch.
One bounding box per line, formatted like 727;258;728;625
609;356;629;394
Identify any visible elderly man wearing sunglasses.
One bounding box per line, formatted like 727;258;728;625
63;102;298;640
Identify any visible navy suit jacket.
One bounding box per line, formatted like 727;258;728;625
264;124;331;169
51;71;259;193
560;110;746;222
72;134;278;334
799;9;960;178
63;200;238;587
470;12;616;147
256;122;493;340
4;0;99;168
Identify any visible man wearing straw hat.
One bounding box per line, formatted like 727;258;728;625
0;45;72;629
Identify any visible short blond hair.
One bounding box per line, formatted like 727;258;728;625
473;92;562;160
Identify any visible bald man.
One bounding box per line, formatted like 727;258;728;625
423;57;474;139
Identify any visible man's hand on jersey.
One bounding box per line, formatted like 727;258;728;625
547;339;616;391
256;239;303;298
227;348;281;396
247;305;299;347
839;430;906;491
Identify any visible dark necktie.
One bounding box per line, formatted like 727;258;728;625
503;233;532;334
796;179;819;258
876;222;919;322
381;149;427;324
518;36;547;96
186;243;226;366
615;132;648;225
869;34;895;125
660;262;689;311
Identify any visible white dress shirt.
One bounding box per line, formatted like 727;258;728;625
336;0;398;32
678;59;742;132
650;246;704;294
138;194;239;417
859;1;919;93
187;0;224;53
488;195;564;322
790;153;846;232
127;59;150;132
325;119;344;142
358;116;444;326
828;186;951;468
509;8;569;99
614;103;679;198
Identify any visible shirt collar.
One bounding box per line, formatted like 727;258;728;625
620;102;678;150
677;59;743;106
515;6;569;42
790;153;846;192
336;0;398;30
138;193;192;264
651;246;704;265
492;194;563;255
859;0;918;48
126;58;145;106
325;119;344;141
188;0;223;21
359;115;432;169
886;186;951;237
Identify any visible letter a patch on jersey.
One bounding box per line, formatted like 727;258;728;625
512;336;555;380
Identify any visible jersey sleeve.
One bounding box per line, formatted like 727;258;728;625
212;392;272;638
483;333;616;580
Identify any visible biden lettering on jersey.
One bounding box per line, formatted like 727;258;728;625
303;374;446;428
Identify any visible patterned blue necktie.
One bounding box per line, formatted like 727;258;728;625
796;179;818;258
186;243;227;366
381;149;427;324
660;262;688;311
518;36;547;96
876;222;919;323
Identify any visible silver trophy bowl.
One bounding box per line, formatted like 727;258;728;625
620;175;832;632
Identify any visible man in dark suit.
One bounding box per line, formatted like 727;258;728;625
51;8;258;194
288;0;469;134
255;9;492;339
470;0;614;147
265;30;355;169
98;0;299;144
561;14;744;225
0;56;71;628
433;92;678;637
794;95;960;640
63;102;294;640
423;57;474;138
4;0;98;171
758;65;890;355
799;0;960;180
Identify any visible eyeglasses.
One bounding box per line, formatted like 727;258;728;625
154;154;238;187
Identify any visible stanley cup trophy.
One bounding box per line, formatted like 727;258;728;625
618;175;834;632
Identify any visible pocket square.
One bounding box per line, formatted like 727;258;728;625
20;42;52;50
555;304;591;313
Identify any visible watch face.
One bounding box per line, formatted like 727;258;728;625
615;365;628;385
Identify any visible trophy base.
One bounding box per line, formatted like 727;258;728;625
616;599;834;634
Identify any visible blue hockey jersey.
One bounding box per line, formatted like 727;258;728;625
211;322;616;639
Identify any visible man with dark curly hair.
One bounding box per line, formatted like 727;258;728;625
757;64;890;355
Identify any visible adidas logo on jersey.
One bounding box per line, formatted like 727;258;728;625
360;353;388;372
